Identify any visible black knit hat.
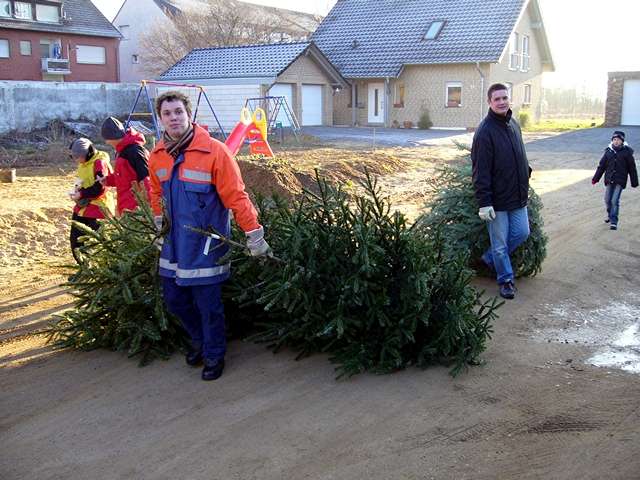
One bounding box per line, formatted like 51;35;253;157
101;116;126;140
612;130;625;142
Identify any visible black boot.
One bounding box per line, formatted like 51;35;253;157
185;349;203;367
202;358;225;381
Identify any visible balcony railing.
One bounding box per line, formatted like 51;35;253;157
41;58;71;74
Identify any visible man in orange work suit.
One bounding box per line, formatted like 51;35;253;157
148;91;270;381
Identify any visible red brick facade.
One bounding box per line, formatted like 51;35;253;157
604;71;640;127
0;29;119;82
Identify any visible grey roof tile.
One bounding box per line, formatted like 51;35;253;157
311;0;526;78
0;0;121;38
159;42;312;80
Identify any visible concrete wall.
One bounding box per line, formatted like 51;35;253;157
0;81;140;133
605;71;640;127
276;54;335;126
0;29;119;82
114;0;167;82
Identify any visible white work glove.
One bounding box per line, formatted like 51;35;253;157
478;206;496;222
245;226;271;257
153;215;164;250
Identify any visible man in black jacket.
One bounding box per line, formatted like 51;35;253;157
592;130;637;230
472;83;532;299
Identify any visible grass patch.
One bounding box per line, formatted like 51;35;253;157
524;118;604;132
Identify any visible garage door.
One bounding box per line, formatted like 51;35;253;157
621;79;640;125
268;83;293;126
302;84;323;126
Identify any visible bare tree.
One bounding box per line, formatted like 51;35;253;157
139;0;318;76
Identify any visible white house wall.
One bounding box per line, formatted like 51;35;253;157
155;84;262;133
490;2;546;121
114;0;169;82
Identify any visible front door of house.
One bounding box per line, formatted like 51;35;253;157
367;83;384;123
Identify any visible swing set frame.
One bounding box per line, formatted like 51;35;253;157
125;80;227;141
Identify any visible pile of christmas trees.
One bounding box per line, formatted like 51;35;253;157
49;166;527;376
47;198;187;365
416;145;547;278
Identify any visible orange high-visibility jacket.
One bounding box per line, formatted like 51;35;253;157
148;124;260;285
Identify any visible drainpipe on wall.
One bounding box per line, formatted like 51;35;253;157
115;40;121;83
475;62;485;124
384;77;390;127
351;81;357;126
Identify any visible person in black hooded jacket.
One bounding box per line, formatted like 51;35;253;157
592;130;637;230
472;83;532;300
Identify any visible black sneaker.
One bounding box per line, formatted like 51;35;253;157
499;281;516;300
610;224;617;230
604;218;610;223
202;358;225;381
185;349;203;367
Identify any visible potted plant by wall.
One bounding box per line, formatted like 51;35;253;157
418;110;433;130
403;120;414;129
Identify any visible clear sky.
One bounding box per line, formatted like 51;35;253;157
91;0;640;98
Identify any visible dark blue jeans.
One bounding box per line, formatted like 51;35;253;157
605;183;623;225
481;206;530;285
161;277;226;362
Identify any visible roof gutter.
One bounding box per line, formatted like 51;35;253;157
475;61;485;124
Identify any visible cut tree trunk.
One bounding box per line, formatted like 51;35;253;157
0;169;16;183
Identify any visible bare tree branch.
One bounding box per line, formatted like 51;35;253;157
139;0;318;76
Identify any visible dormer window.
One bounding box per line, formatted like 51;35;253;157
423;21;445;40
36;4;60;23
0;1;11;17
14;1;32;20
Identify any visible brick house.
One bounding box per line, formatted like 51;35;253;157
0;0;121;82
604;72;640;127
311;0;554;129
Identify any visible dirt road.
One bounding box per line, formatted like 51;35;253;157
2;127;640;479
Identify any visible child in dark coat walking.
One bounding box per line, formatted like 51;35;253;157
592;130;638;230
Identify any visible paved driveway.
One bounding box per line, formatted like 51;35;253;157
302;126;473;147
304;125;640;152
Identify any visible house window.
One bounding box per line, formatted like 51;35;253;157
349;84;359;108
423;20;445;40
505;82;513;100
521;35;530;72
509;32;520;70
118;25;130;40
76;45;106;64
19;40;31;55
132;54;139;64
14;1;32;20
394;81;405;107
0;39;9;58
523;84;532;105
0;1;11;17
446;81;462;107
36;4;59;22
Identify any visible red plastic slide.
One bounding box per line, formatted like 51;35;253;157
225;121;254;157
